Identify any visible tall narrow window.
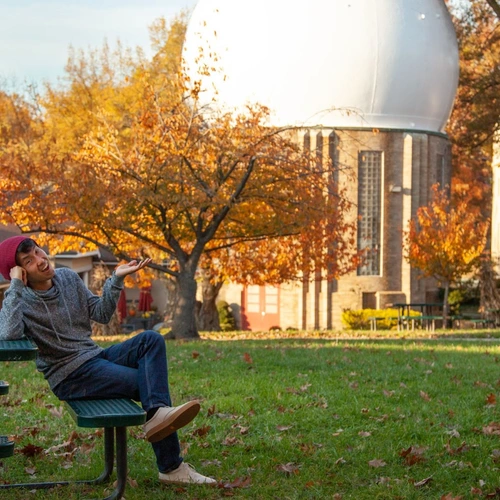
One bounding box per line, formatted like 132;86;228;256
436;153;445;188
357;151;382;276
303;131;311;152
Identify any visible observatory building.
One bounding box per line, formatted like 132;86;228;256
183;0;460;330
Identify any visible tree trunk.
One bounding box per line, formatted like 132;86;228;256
197;274;223;331
90;263;121;336
169;270;199;339
163;276;179;323
442;281;450;329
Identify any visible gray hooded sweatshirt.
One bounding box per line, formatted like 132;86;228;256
0;267;124;390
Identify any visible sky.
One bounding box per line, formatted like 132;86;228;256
0;0;197;87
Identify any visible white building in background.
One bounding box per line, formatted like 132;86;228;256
183;0;460;331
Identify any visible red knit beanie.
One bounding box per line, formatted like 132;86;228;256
0;236;30;280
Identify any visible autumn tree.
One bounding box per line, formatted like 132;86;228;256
0;15;356;339
446;0;500;219
404;185;489;325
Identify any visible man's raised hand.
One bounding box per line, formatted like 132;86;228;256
114;258;152;278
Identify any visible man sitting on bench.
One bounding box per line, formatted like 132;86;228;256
0;236;216;486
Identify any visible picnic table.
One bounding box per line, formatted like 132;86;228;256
0;339;38;459
393;303;443;331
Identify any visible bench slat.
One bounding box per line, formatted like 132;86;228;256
65;399;146;428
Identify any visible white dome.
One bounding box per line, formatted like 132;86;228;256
183;0;459;133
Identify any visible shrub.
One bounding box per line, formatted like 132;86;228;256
217;300;237;331
341;308;414;330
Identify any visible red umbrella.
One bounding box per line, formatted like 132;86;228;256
138;287;153;312
117;289;127;322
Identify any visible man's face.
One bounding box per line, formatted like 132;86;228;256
17;246;55;288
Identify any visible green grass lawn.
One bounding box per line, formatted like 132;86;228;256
1;333;500;499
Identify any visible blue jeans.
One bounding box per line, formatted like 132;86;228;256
52;330;182;473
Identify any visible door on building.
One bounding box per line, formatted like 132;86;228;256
241;285;280;331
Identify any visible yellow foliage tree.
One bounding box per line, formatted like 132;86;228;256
0;15;357;338
404;185;489;324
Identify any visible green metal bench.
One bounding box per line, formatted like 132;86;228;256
64;398;146;500
0;380;14;459
0;340;36;461
1;397;146;500
0;340;146;499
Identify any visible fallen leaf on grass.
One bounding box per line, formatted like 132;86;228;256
486;393;497;406
358;431;371;437
191;425;211;438
482;422;500;436
243;353;253;364
24;467;36;476
414;476;433;488
299;443;322;455
368;459;386;468
222;436;242;446
276;462;300;475
191;351;200;359
420;391;431;401
485;487;500;497
220;476;252;489
18;444;44;457
276;425;293;432
399;446;427;466
441;493;463;500
202;459;222;467
445;441;469;455
47;405;64;418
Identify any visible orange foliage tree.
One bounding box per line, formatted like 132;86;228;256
0;15;357;339
404;185;489;324
446;0;500;217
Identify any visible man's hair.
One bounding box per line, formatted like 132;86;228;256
15;238;39;264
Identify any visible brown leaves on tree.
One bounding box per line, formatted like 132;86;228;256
405;185;488;323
